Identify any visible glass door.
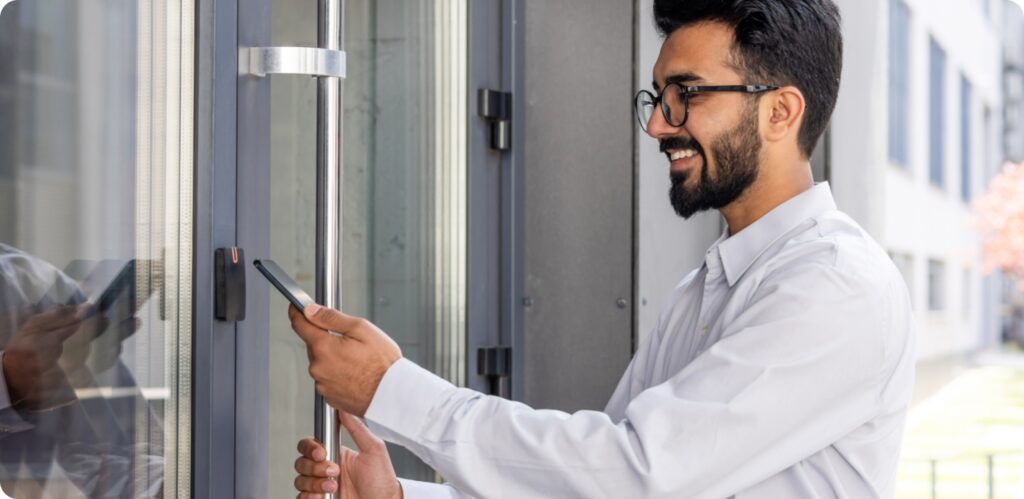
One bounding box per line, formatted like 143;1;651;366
235;0;470;495
0;0;194;497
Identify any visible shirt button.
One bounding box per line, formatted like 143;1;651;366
699;326;708;336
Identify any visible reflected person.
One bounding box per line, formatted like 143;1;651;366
0;243;163;498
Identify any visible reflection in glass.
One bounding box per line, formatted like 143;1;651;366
0;0;193;497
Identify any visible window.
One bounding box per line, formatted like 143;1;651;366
890;251;915;300
961;74;972;201
984;106;994;181
929;37;947;189
888;0;911;166
0;0;195;495
928;259;946;311
963;268;972;320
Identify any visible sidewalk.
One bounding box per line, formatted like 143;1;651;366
896;350;1024;498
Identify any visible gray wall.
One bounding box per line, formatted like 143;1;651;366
521;0;635;412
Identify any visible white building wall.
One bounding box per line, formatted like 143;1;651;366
829;0;889;238
879;0;1002;360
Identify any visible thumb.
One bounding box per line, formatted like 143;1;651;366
304;304;364;337
339;411;385;454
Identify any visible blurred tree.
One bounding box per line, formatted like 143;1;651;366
974;162;1024;291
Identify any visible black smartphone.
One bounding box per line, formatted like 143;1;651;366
89;260;137;318
253;259;317;311
36;259;147;320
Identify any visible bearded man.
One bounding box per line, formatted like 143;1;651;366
289;1;917;497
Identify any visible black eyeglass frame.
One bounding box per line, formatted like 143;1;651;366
634;83;779;130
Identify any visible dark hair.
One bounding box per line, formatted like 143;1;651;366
654;0;842;159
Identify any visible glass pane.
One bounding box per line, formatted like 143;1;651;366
266;2;317;498
0;0;194;497
265;0;468;493
342;0;468;482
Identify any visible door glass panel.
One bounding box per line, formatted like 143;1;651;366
266;0;467;493
0;0;194;497
266;2;318;499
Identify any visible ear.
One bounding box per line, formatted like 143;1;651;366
761;86;806;146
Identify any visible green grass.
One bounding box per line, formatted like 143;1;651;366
897;366;1024;498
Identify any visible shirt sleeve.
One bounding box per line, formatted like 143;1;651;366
398;478;476;499
364;264;897;499
0;351;34;438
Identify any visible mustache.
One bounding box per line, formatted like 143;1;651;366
659;136;704;157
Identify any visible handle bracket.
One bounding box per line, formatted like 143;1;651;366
239;46;346;79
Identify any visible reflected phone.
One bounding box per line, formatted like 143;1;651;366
35;259;154;345
253;259;317;311
88;260;137;318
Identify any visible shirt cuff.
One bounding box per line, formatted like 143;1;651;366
0;351;33;435
364;358;456;442
398;478;469;499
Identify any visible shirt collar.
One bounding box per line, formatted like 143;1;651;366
714;182;838;287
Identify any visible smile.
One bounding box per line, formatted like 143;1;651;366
668;149;699;161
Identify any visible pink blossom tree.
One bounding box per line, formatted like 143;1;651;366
973;162;1024;291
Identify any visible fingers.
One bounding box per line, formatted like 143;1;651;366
339;411;385;454
296;494;324;499
290;307;329;345
294;457;340;478
294;475;337;494
297;437;327;462
304;305;364;337
294;438;338;495
21;305;83;335
48;321;86;343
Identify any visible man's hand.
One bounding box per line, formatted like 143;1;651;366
288;305;402;417
294;412;403;499
2;304;91;410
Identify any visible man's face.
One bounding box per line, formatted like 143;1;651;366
649;22;763;218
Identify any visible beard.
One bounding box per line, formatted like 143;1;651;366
664;106;761;219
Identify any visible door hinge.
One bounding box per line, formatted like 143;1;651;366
477;346;512;397
478;89;512;152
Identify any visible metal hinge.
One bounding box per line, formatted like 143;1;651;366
477;346;512;397
478;89;512;151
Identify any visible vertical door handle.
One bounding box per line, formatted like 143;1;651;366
238;1;346;492
315;2;345;492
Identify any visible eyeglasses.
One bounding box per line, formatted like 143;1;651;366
634;83;779;132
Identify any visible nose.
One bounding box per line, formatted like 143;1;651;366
644;102;679;140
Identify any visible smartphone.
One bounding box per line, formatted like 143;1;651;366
89;260;137;317
37;259;148;320
253;259;317;311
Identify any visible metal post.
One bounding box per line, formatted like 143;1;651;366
316;0;344;494
930;459;937;499
987;454;994;499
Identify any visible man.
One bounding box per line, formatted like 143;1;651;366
291;0;916;497
0;244;164;497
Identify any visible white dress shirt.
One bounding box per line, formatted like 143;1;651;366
366;183;917;498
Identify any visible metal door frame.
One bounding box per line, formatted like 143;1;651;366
466;0;526;399
192;0;252;496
